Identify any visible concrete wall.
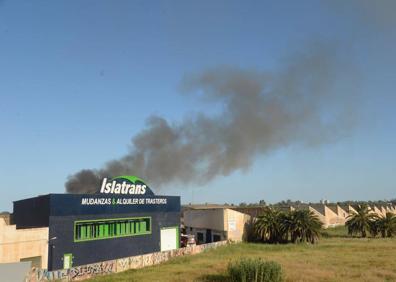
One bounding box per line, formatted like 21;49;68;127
310;206;342;227
308;206;327;227
28;240;229;281
321;206;346;227
336;206;348;219
224;209;251;241
0;218;49;269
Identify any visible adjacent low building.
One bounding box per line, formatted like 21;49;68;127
0;215;48;268
183;205;251;243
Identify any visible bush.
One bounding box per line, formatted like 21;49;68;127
227;258;283;282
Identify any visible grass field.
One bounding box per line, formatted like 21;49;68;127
89;227;396;282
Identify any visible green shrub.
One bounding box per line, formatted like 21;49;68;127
227;258;283;282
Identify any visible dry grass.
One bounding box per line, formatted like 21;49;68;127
89;227;396;282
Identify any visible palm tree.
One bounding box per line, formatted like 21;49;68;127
282;210;323;244
345;205;377;237
376;212;396;238
277;212;291;243
369;219;380;237
255;207;283;243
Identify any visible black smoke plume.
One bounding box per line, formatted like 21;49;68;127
66;43;353;194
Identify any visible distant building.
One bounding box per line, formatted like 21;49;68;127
183;205;250;243
308;204;347;228
299;204;396;228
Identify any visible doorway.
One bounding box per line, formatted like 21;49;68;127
63;253;73;269
160;227;179;251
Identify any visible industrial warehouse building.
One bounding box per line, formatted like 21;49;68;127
182;203;396;239
2;176;180;271
183;205;251;243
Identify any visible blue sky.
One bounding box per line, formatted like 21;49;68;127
0;1;395;211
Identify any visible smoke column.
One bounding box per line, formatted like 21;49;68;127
65;43;354;194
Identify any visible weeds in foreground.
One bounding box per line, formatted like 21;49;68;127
199;258;283;282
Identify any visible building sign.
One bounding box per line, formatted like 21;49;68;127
80;197;167;206
228;220;236;231
80;175;167;206
99;176;153;195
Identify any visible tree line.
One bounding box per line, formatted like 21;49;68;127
249;204;396;245
346;204;396;238
250;208;323;244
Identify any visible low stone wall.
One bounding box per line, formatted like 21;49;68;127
28;240;228;281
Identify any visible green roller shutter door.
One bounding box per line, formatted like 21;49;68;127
121;222;125;235
116;223;120;235
99;225;104;238
104;224;109;237
140;221;147;232
81;226;86;240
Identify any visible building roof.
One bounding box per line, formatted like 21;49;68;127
326;205;339;214
183;204;232;210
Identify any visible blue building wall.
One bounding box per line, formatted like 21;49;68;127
13;193;180;270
